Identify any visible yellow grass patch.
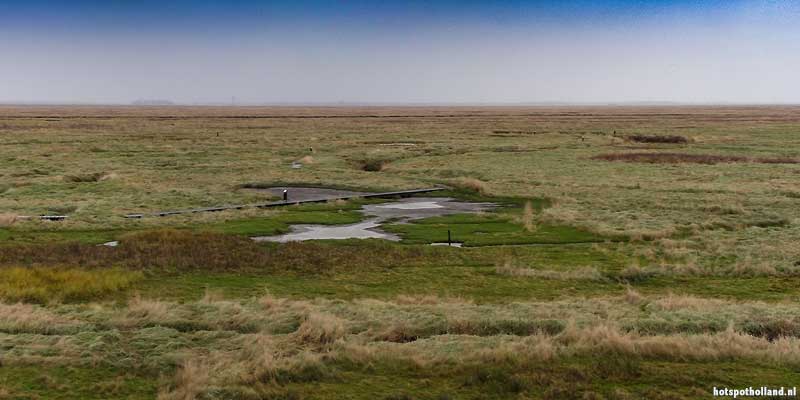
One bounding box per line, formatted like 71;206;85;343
0;267;142;303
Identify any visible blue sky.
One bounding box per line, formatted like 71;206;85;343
1;1;798;104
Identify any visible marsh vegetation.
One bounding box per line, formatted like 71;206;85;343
1;106;799;398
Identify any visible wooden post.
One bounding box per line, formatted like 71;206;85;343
448;229;451;246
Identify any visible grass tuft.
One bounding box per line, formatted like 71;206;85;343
448;177;488;195
295;312;346;345
355;156;393;172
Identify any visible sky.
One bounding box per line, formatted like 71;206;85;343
1;0;799;104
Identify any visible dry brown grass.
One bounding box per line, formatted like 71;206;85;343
623;287;644;305
295;312;346;345
7;292;800;397
651;293;724;311
122;294;171;324
450;177;488;194
560;323;800;364
0;301;84;334
158;359;210;400
392;294;472;305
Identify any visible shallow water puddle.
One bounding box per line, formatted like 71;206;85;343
431;242;464;247
252;219;400;242
374;201;443;210
362;197;494;221
254;197;495;242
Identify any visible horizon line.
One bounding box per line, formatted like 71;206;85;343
3;101;800;107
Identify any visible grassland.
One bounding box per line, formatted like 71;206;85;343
1;105;799;398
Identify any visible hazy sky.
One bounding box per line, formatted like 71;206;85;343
1;0;799;104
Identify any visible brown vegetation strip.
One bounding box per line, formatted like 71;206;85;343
627;134;688;144
0;229;458;274
593;152;800;165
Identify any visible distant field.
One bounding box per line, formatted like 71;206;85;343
1;106;799;399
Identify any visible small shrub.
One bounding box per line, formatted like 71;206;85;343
356;156;392;172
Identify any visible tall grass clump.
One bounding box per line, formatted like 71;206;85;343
0;301;86;334
158;359;211;400
354;155;396;172
450;177;488;195
295;312;346;345
0;267;142;303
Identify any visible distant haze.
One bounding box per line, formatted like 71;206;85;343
1;0;799;105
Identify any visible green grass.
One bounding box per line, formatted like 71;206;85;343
2;353;796;400
0;227;121;245
3;107;800;398
207;209;365;236
0;365;159;400
0;202;368;244
279;357;800;400
384;213;608;246
137;264;800;303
